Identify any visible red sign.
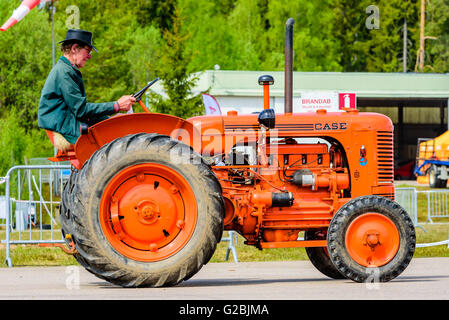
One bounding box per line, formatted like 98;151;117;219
338;93;356;110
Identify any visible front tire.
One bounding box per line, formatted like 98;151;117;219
327;195;415;283
66;133;224;287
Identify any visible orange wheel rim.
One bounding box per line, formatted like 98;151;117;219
99;163;197;262
345;213;400;267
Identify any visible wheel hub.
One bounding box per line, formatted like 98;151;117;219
364;231;380;250
136;200;160;224
345;213;400;267
99;163;197;262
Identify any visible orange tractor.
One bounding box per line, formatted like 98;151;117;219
52;18;415;287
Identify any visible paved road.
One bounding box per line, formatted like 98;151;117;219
0;257;448;301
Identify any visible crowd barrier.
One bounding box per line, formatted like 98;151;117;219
0;164;71;267
394;187;420;228
0;164;238;266
222;231;239;263
395;187;449;248
423;190;449;223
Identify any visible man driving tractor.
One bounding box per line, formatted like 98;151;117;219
38;29;136;151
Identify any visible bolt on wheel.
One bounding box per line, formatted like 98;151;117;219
327;195;415;283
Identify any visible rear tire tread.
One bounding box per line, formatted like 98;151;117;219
63;133;224;287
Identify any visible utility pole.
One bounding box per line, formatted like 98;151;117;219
51;1;55;67
415;0;426;71
403;18;407;72
415;0;437;71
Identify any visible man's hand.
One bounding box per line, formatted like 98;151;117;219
117;95;136;111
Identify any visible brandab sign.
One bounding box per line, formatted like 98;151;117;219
296;91;356;112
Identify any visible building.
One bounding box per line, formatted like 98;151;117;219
150;70;449;169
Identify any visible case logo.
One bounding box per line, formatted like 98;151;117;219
314;122;347;131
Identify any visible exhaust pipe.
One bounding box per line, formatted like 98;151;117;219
284;18;294;114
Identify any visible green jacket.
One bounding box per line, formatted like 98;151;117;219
38;56;116;144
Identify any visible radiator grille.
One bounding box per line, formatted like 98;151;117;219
374;193;395;201
377;131;394;184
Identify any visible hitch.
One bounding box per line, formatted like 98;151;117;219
38;233;78;255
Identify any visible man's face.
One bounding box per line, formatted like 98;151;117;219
72;44;92;68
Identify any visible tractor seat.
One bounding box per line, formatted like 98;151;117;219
45;130;77;162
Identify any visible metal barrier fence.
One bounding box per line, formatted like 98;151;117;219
222;231;238;263
395;188;449;224
1;165;71;267
395;187;419;228
1;164;239;266
395;187;449;248
423;190;449;223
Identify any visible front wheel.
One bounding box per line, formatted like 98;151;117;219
327;196;415;283
66;133;224;287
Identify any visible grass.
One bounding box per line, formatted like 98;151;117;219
414;224;449;257
1;224;447;267
0;245;76;266
0;230;310;267
211;232;309;263
0;228;78;266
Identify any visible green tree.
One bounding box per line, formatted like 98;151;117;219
180;0;254;71
333;0;420;72
0;107;51;176
125;25;162;88
134;0;178;31
149;8;203;118
264;0;342;71
362;0;419;72
426;0;449;72
0;1;54;130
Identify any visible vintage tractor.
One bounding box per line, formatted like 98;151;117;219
50;18;415;287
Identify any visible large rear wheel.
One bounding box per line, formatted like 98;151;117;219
327;195;415;283
305;230;345;280
60;170;94;270
65;133;224;287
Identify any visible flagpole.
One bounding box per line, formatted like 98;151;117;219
51;1;56;160
51;1;55;67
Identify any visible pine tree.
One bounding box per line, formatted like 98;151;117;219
426;0;449;72
332;0;420;72
149;8;203;118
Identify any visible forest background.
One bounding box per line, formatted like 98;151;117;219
0;0;448;177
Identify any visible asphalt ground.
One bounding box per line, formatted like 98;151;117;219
0;258;448;301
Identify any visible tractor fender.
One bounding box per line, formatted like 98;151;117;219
74;113;199;168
